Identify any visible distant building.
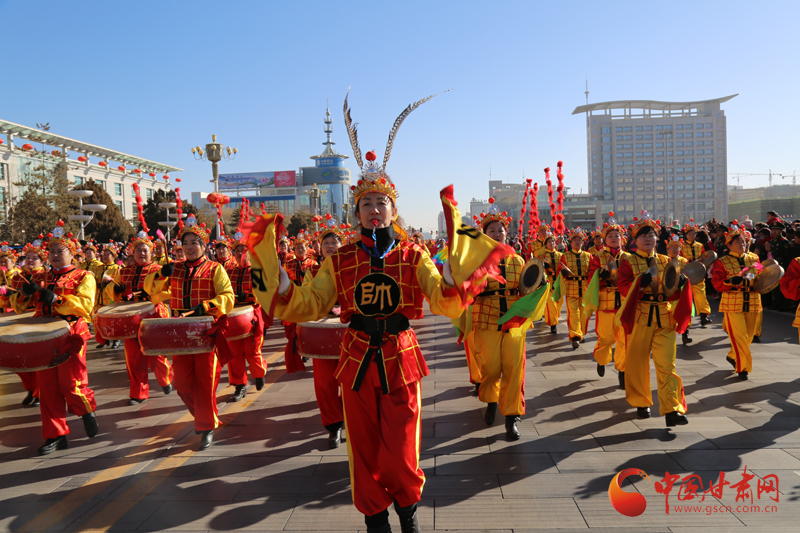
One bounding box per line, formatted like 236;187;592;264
727;183;800;222
0;119;178;222
572;95;736;225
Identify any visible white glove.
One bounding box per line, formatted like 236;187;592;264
278;265;291;295
443;261;455;286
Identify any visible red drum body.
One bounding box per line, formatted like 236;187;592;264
95;301;159;340
225;305;255;341
0;312;73;371
296;317;348;360
138;316;215;356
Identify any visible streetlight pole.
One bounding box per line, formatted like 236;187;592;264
67;189;106;240
304;183;321;216
192;135;237;240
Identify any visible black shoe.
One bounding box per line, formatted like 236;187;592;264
665;411;689;427
571;338;580;350
726;356;737;369
96;342;107;349
22;390;35;406
111;340;120;349
394;501;420;533
637;407;651;418
255;377;265;391
596;364;605;377
302;357;309;363
579;337;585;343
473;383;481;397
82;412;99;438
618;371;625;390
738;371;749;380
127;398;146;406
550;325;557;334
484;402;498;425
31;397;39;407
505;415;521;441
752;335;761;343
162;383;173;395
365;509;391;533
38;436;68;456
682;332;693;345
700;314;711;326
328;427;342;449
231;384;247;402
199;430;213;450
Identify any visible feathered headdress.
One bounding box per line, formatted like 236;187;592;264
567;226;586;243
179;214;211;244
601;212;624;240
313;214;349;243
682;218;701;234
130;230;154;251
631;210;661;237
724;220;747;244
21;235;47;260
344;88;450;205
45;220;79;254
473;198;512;230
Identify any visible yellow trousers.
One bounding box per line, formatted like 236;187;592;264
565;296;589;340
692;279;711;315
593;310;627;370
463;330;484;384
544;293;564;327
625;323;687;416
475;328;526;416
755;311;763;337
724;312;758;373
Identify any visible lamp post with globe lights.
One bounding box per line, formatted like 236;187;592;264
191;135;237;238
67;189;106;240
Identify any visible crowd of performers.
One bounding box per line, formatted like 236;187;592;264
1;94;799;533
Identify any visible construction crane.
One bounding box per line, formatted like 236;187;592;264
729;171;796;188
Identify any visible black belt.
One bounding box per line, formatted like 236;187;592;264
640;294;668;302
565;276;588;281
349;314;411;394
477;288;518;297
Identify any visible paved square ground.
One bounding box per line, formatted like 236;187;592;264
0;301;798;531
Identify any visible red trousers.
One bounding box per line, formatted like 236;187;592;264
342;364;423;516
18;372;38;396
37;321;96;439
124;339;174;400
173;352;222;432
226;331;267;386
313;358;343;428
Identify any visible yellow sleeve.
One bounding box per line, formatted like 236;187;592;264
416;248;463;319
144;269;171;302
54;272;96;322
274;258;338;323
206;265;235;318
106;269;124;303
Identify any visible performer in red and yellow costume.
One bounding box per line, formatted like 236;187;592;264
1;243;42;407
471;199;526;440
153;238;172;266
80;242;102;272
9;223;100;455
92;244;121;349
281;230;318;373
587;229;604;256
527;225;549;260
535;234;563;334
225;231;267;401
145;216;234;450
585;214;628;385
666;235;693;346
780;255;800;344
302;214;348;447
711;224;762;380
213;239;235;270
106;231;175;404
247;91;490;533
616;212;691;426
172;241;186;262
560;227;592;349
681;220;712;326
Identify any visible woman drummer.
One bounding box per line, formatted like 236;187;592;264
617;212;689;426
105;231;175;405
249;93;462;533
224;232;267;402
93;244;122;350
586;214;628;385
711;224;762;380
534;232;563;334
9;223;100;455
145;216;234;450
471;199;527;441
302;214;348;448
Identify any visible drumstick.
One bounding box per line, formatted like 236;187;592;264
179;310;195;318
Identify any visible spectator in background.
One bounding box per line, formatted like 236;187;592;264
791;230;800;260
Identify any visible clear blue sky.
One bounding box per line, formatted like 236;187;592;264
1;0;798;230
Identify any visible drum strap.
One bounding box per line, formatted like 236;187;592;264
572;252;585;298
735;256;750;312
349;254;399;395
497;259;508;332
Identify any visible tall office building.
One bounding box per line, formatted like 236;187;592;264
572;95;737;225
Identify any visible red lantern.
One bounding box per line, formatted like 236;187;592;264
148;172;156;177
0;139;4;145
220;195;230;205
77;156;87;162
163;174;170;180
206;192;217;204
134;168;142;174
118;165;126;171
175;177;182;183
51;150;61;156
21;143;33;150
98;161;107;167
